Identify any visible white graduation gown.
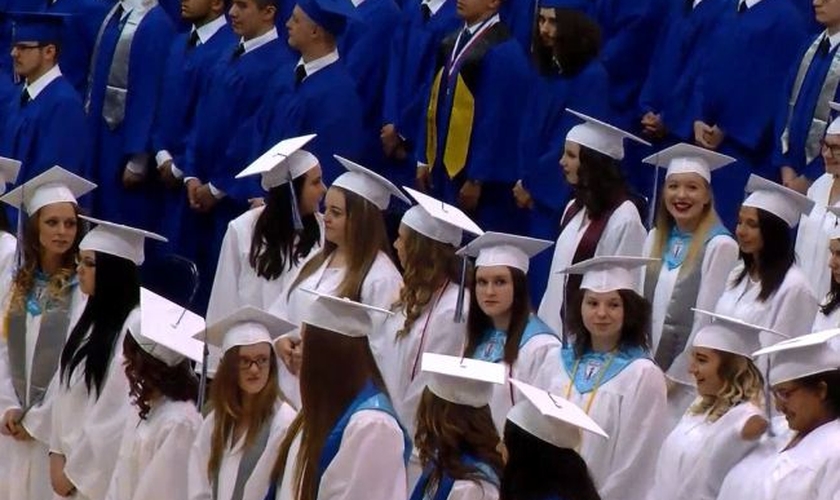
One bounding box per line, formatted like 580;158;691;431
538;200;646;336
188;401;297;500
105;399;202;500
49;307;136;500
0;233;16;301
646;402;763;500
443;480;499;500
0;284;86;500
794;173;838;301
541;351;668;500
275;409;408;500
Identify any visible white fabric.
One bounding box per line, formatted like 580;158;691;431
475;245;530;273
104;399;202;500
296;49;339;81
444;479;499;500
49;308;136;500
646;402;763;500
275;410;409;500
24;64;62;99
539;353;668;500
194;14;227;44
0;233;17;307
187;402;297;500
538;200;646;337
401;205;462;247
240;27;278;54
795;173;838;301
812;298;840;332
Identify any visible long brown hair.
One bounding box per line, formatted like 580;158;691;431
207;345;280;480
393;226;460;337
414;388;504;496
288;187;392;301
689;350;764;423
270;324;389;500
567;289;651;357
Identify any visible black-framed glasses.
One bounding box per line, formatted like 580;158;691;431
822;140;840;159
238;356;270;371
75;256;96;268
12;43;46;51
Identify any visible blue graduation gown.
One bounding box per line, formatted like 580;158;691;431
499;0;537;52
0;75;88;180
772;34;840;182
47;0;112;96
84;6;175;228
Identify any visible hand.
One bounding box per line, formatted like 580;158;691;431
416;165;431;192
641;112;666;139
781;166;811;194
512;180;534;209
380;124;399;158
248;197;265;209
694;120;720;149
122;167;145;189
50;453;76;497
192;184;219;213
706;125;725;149
1;408;21;436
276;337;302;376
458;180;482;212
186;178;201;209
158;160;181;190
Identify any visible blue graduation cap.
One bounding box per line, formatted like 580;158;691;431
10;12;68;45
297;0;360;36
539;0;592;12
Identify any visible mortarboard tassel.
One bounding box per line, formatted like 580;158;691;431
763;358;775;437
453;254;468;323
287;171;303;232
13;182;24;272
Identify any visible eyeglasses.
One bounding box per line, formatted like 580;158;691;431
771;385;802;403
12;43;45;51
822;140;840;159
238;356;270;371
75;256;96;268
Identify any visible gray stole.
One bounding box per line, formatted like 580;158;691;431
781;33;840;165
212;414;273;500
6;297;73;412
643;246;708;371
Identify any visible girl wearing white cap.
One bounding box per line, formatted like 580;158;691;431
49;216;165;500
188;307;298;500
812;206;840;332
713;175;818;344
640;144;739;422
269;292;410;500
0;166;92;500
718;330;840;500
458;232;559;433
105;289;204;500
207;136;326;324
540;256;667;500
646;311;771;500
410;354;505;500
538;110;648;338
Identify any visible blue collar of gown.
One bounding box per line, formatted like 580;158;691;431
561;345;648;394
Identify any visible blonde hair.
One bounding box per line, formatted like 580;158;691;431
689;351;764;423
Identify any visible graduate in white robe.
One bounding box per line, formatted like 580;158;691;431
718;329;840;500
538;256;668;500
188;307;299;500
640;144;740;423
538;110;648;337
270;292;409;500
0;167;93;500
457;232;559;433
646;311;772;500
49;217;166;500
408;353;505;500
104;289;205;500
812;207;840;335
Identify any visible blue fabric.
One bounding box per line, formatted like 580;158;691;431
661;223;729;270
472;315;557;363
46;0;111;96
409;454;500;500
560;345;648;394
499;0;537;52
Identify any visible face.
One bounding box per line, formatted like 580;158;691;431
688;347;726;397
474;266;515;320
537;8;557;47
814;0;840;29
822;133;840;176
286;5;318;50
560;141;581;185
323;187;347;247
229;0;274;38
829;239;840;285
237;342;273;395
38;202;78;259
773;379;830;433
393;224;410;269
298;165;326;215
735;206;764;256
10;42;50;80
180;0;214;21
581;290;624;348
663;172;711;230
76;249;96;296
456;0;499;24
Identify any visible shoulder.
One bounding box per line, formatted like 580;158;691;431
345;408;403;440
153;400;203;432
272;401;298;434
781;265;816;291
230;206;263;232
369;252;401;277
612;200;645;221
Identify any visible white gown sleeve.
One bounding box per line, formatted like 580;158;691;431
513;335;561;387
187;413;215;500
207;221;243;324
131;415;202;500
0;303;20;416
360;255;403;310
766;269;818;342
447;479;499;500
318;410;408;500
598;203;646;259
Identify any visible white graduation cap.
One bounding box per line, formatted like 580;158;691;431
642;143;736;183
129;288;206;365
559;255;657;293
421;352;506;408
401;186;483;247
78;216;167;265
828;102;840;135
195;306;296;354
235;134;318;191
564;109;651;161
690;308;787;358
456;232;554;273
753;328;840;386
742;174;815;228
300;289;392;338
0;165;95;214
506;379;608;450
331;155;410;210
0;157;22;195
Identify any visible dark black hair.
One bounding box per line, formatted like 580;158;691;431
552;8;601;75
575;146;630;219
734;208;794;301
249;174;320;280
501;420;601;500
797;369;840;417
821;275;840;316
60;252;140;397
568;288;651;357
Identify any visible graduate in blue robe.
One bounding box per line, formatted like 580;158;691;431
0;12;88;181
499;0;537;52
688;0;807;230
46;0;111;95
417;3;532;233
